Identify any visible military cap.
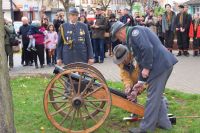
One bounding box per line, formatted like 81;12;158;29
110;21;126;42
113;44;129;64
68;7;79;14
178;5;184;8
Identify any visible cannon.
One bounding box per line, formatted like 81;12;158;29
43;63;145;133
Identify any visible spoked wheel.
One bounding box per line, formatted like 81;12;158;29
44;66;111;133
49;63;107;119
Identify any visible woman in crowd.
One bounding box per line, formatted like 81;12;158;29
189;13;200;56
4;18;15;69
31;20;46;68
41;17;50;65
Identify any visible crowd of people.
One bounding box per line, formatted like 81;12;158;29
3;3;200;69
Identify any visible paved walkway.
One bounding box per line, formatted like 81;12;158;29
10;51;200;94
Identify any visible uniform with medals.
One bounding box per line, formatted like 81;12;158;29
57;8;93;65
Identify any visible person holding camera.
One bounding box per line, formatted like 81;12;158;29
53;10;65;32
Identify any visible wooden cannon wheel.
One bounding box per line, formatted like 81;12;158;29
49;63;107;119
44;66;112;133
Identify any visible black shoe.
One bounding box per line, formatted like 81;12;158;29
29;63;33;66
129;128;147;133
169;116;176;125
40;65;44;68
94;60;99;63
23;64;28;67
176;51;182;56
193;51;198;56
99;60;104;63
184;51;189;57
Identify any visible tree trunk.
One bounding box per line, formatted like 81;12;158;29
0;0;16;132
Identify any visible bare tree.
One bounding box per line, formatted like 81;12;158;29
59;0;70;12
126;0;137;11
0;0;16;132
97;0;112;11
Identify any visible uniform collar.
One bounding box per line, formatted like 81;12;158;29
69;21;77;25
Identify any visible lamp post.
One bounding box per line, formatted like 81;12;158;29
9;0;14;23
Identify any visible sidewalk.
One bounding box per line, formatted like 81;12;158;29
10;51;200;94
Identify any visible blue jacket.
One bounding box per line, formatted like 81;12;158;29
126;26;178;82
57;22;94;65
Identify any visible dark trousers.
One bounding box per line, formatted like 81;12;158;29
140;67;173;131
54;48;57;64
46;49;50;65
193;38;200;50
164;30;174;49
5;45;13;67
33;45;45;66
93;38;105;62
159;36;164;45
177;31;188;50
21;44;33;65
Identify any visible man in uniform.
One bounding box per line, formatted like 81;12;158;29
57;7;94;66
111;21;178;133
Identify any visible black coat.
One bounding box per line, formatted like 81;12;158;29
19;24;31;46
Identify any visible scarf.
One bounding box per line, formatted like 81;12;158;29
179;13;183;26
166;11;172;25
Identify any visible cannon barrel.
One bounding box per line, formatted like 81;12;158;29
53;66;127;99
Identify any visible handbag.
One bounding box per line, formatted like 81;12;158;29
5;27;20;46
12;45;20;53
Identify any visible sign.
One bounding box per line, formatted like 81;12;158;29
33;6;39;11
23;4;29;11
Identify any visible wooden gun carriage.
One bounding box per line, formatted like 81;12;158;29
43;63;145;133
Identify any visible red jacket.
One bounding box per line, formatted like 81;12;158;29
189;22;200;38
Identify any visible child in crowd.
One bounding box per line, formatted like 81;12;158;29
189;13;200;56
44;24;58;66
27;21;40;51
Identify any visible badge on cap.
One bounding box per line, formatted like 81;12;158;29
132;29;139;37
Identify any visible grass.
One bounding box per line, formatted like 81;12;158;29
11;77;200;133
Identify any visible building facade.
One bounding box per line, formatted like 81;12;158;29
3;0;63;22
184;0;200;15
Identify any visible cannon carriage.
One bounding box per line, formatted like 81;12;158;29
43;63;144;133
